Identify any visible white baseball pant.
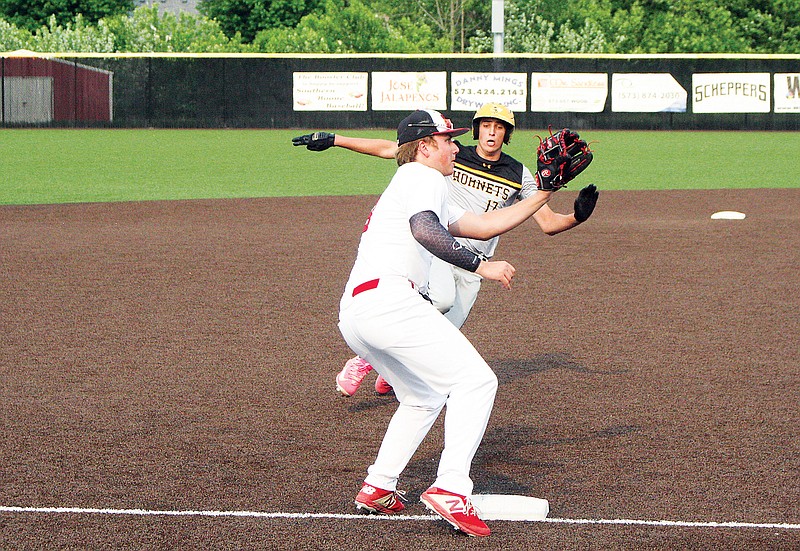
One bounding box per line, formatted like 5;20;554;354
338;275;498;497
427;259;484;329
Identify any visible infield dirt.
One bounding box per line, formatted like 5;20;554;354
2;189;799;549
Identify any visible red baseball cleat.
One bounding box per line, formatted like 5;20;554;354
354;483;406;514
374;374;393;395
420;487;490;537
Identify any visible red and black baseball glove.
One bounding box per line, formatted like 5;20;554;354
535;127;593;191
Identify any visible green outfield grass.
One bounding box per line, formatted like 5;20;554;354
1;128;798;205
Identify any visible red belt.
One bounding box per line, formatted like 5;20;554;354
352;278;416;297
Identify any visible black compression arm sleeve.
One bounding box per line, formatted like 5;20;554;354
409;211;481;273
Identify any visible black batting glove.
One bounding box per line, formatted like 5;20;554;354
292;131;336;151
574;184;598;223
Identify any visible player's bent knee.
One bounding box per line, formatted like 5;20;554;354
486;371;498;395
430;294;454;315
472;368;498;396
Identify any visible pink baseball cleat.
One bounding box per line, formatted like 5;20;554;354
335;356;373;397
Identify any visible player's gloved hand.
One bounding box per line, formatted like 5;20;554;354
574;184;598;223
292;131;336;151
536;154;572;191
535;127;593;191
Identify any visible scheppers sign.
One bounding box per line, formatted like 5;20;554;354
692;73;770;113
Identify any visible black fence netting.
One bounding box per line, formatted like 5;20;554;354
2;54;799;130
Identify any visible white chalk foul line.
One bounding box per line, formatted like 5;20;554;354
538;517;800;530
0;506;434;522
1;506;799;530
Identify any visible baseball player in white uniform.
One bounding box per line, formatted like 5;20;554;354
293;103;598;396
337;109;555;537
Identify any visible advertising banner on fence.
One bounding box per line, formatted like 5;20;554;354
692;73;770;113
530;73;607;112
292;72;368;111
371;72;447;111
774;73;800;113
611;73;687;112
450;72;527;112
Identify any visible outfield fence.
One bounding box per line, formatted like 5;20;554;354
2;52;800;130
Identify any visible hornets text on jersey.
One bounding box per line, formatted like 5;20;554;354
449;141;538;259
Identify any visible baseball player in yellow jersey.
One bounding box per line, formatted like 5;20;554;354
293;102;599;397
338;109;556;536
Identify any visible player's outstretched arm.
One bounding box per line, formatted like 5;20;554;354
450;190;553;241
408;210;516;290
533;184;599;235
521;161;598;234
335;135;398;159
531;204;578;235
292;131;397;159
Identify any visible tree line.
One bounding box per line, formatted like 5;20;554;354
1;0;799;54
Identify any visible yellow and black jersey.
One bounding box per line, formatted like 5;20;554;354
449;141;538;259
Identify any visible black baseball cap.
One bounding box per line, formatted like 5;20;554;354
397;109;469;145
